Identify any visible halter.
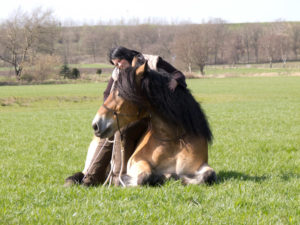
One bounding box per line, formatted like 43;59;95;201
101;103;142;139
100;103;143;187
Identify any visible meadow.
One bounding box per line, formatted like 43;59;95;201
0;76;299;224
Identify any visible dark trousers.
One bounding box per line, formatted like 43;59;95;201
82;118;149;186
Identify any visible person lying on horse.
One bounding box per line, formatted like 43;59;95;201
65;46;186;186
92;61;216;186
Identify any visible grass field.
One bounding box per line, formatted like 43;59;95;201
0;76;299;224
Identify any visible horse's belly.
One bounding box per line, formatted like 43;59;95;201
154;162;177;175
175;158;199;175
154;157;198;176
150;144;202;175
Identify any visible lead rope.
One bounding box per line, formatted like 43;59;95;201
114;111;126;187
103;112;126;187
82;133;120;187
100;104;143;187
102;132;126;187
118;145;126;187
86;104;140;187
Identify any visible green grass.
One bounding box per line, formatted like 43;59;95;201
0;77;299;224
0;64;113;72
204;67;299;76
0;67;12;71
192;61;300;76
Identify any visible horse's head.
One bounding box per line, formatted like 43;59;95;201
92;63;148;138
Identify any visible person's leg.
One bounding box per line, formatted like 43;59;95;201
82;136;102;174
81;136;113;186
65;118;149;187
64;136;113;187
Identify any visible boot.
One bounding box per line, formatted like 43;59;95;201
64;172;84;187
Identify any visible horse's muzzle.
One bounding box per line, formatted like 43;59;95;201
92;114;115;138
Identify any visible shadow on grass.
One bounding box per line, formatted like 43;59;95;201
217;171;267;183
280;172;300;181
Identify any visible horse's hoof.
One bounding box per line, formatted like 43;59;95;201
141;173;166;186
204;170;217;185
120;174;137;186
64;172;84;187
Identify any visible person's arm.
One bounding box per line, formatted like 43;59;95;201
157;57;187;90
103;77;114;101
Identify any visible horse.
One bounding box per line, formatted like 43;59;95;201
92;62;217;186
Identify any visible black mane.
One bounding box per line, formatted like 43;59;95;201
115;67;213;143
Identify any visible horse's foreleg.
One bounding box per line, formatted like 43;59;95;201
122;160;165;186
181;163;216;185
122;160;151;186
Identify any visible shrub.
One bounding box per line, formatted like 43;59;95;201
96;68;102;75
20;73;35;82
22;54;61;82
71;68;80;79
59;64;80;79
60;63;71;78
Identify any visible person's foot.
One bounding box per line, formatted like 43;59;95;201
64;172;84;187
82;174;101;187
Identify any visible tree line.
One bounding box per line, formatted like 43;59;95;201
0;9;299;80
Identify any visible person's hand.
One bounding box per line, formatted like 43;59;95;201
168;79;178;92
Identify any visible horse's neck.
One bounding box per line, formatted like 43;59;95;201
150;112;184;140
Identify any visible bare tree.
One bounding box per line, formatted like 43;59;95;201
207;18;227;64
248;24;263;63
57;24;84;64
121;25;159;52
173;26;195;73
82;26;101;62
226;30;245;65
148;26;175;61
276;23;290;67
289;23;300;60
279;33;289;67
0;8;58;79
191;25;211;75
260;25;281;68
241;25;252;63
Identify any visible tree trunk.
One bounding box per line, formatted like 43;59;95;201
282;55;287;68
255;47;259;63
200;64;205;75
247;49;250;64
14;65;22;80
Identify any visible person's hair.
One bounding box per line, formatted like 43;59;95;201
108;46;141;65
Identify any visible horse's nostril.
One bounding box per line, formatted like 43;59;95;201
92;123;98;132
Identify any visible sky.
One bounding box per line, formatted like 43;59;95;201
0;0;299;24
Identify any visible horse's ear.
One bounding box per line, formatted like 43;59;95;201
132;56;138;67
135;61;148;77
135;61;148;85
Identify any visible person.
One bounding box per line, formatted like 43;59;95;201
65;46;187;187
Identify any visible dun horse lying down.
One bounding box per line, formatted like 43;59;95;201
92;62;216;186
